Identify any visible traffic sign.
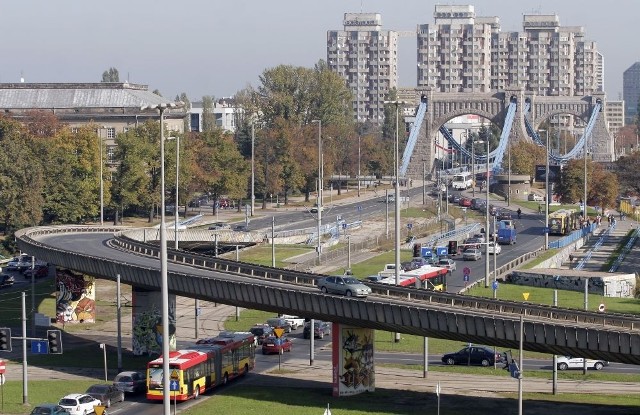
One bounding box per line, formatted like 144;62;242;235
170;380;180;391
273;328;285;338
407;223;413;230
357;205;362;211
170;369;180;380
93;405;106;415
463;274;469;283
342;223;347;230
543;227;550;234
31;340;48;354
463;267;471;276
492;281;499;290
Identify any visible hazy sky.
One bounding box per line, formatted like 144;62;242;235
3;1;637;102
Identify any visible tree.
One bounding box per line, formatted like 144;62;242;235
101;67;120;82
509;140;546;177
556;159;618;209
615;151;640;196
113;121;162;222
176;93;192;132
201;95;216;132
189;129;249;214
0;116;44;232
40;126;107;223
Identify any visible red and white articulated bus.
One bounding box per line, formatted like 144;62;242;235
146;331;255;401
376;266;448;291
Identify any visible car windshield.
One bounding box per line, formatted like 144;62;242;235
343;278;360;284
31;408;54;415
115;375;132;382
59;399;77;405
250;328;265;335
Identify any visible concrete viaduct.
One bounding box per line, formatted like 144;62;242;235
15;225;640;365
396;88;614;179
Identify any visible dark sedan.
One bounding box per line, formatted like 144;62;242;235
442;345;502;367
85;384;125;408
303;321;331;339
30;404;70;415
113;371;146;394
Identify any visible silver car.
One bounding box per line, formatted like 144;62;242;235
317;276;371;297
462;248;482;261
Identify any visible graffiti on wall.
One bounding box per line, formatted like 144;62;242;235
56;270;96;324
508;271;636;298
332;324;375;396
131;288;177;356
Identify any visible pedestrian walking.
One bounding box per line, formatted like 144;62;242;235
538;204;542;214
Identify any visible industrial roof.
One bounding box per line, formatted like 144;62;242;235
0;82;176;109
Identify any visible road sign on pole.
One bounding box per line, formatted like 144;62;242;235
31;340;48;354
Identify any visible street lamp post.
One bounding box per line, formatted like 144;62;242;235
541;130;550;249
484;137;490;288
174;135;180;249
251;123;255;217
471;139;476;197
383;100;406;288
312;120;322;264
98;128;104;225
140;100;183;415
357;135;361;197
584;132;589;220
384;99;406;343
422;160;426;206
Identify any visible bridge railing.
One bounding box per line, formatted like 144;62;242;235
109;229;639;331
16;225;639;332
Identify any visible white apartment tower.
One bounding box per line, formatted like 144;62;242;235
417;5;497;93
327;13;398;123
417;5;603;96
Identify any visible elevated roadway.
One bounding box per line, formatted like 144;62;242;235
15;226;640;365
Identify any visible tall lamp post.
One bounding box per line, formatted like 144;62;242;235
471;138;476;197
98;128;104;225
540;129;550;249
251;123;255;217
141;100;183;415
312;120;322;264
173;135;181;249
584;132;589;220
484;137;490;288
383;100;406;289
357;135;361;197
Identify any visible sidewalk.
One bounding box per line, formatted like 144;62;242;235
561;211;638;272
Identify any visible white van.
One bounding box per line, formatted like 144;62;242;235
451;172;473;190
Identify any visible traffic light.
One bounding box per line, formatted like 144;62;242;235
47;329;63;354
413;243;421;258
0;328;11;352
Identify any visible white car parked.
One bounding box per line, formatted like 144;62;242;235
556;356;608;371
59;393;102;415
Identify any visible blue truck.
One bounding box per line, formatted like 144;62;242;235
497;220;517;245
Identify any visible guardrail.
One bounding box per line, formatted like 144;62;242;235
16;225;640;331
109;229;638;330
610;227;640;272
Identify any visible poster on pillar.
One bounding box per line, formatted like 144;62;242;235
131;287;177;356
332;323;375;396
56;269;96;324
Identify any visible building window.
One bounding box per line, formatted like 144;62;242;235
107;127;116;139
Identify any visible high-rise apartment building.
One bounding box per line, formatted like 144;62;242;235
417;5;603;96
327;13;398;123
623;62;640;124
